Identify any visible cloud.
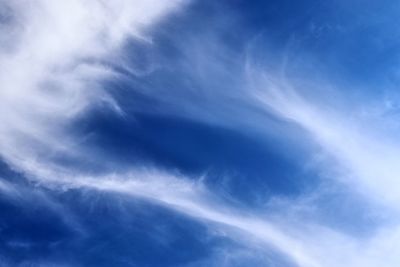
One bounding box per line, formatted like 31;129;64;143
0;0;184;175
245;53;400;266
248;63;400;209
18;166;318;267
3;1;400;267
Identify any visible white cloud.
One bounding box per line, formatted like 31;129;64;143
0;0;184;173
249;67;400;209
246;64;400;266
22;166;320;267
3;1;400;267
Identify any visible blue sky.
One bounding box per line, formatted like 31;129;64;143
1;0;400;266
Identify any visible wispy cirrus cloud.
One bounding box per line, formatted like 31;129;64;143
2;1;400;267
0;0;184;175
244;50;400;266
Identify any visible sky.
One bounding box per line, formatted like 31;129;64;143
1;0;400;266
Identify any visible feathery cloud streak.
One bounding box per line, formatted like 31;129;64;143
0;0;183;174
2;1;400;267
